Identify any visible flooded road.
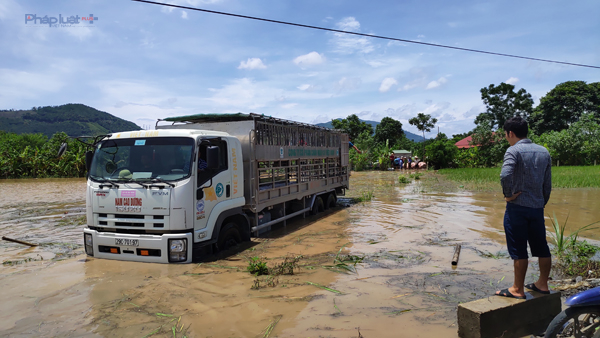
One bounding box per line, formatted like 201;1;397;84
1;173;600;337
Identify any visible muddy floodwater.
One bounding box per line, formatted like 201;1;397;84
1;173;600;337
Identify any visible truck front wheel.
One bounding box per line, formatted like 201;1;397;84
216;222;242;251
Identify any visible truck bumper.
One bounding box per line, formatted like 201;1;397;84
83;229;193;263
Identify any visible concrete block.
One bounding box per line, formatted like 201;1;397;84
457;291;561;338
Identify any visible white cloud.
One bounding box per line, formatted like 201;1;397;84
397;67;430;91
297;84;315;91
207;78;264;107
281;103;298;109
331;17;374;54
167;0;223;5
391;104;418;119
463;105;485;118
0;69;66;99
65;27;93;40
421;102;451;118
238;58;267;70
0;0;19;20
399;83;418;91
332;33;374;54
365;59;387;68
426;77;448;89
387;41;407;47
181;11;188;19
506;77;519;85
417;34;425;38
336;17;361;32
334;77;361;92
379;77;397;92
293;52;325;67
438;113;457;122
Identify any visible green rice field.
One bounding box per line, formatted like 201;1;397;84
437;165;600;189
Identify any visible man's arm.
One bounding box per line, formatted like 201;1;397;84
543;156;552;206
500;150;517;198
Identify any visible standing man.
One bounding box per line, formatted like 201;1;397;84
495;117;552;299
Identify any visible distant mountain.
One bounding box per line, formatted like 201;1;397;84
0;104;141;137
315;119;427;142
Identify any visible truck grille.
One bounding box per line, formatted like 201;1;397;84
96;213;169;229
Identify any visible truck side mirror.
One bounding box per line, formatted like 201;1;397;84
85;151;94;172
196;188;204;200
206;146;220;170
58;143;67;157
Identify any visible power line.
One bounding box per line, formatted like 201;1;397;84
132;0;600;70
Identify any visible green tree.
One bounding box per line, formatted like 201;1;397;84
408;113;438;161
530;81;600;135
374;117;404;145
451;132;470;144
425;133;458;169
331;114;373;141
394;135;416;153
475;82;533;130
469;124;509;167
532;113;600;166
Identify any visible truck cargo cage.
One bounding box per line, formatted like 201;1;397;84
158;112;350;231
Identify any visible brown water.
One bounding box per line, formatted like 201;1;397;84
1;173;599;337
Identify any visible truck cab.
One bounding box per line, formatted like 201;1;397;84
84;129;245;263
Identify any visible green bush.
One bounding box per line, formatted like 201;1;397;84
247;257;269;276
409;173;422;180
424;133;458;169
398;175;410;184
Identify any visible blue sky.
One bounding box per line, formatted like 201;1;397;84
1;0;598;137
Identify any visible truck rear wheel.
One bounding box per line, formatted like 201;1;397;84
216;222;242;251
325;194;337;209
311;196;324;215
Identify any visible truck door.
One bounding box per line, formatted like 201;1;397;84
194;138;231;230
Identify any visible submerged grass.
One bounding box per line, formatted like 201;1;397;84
259;315;282;338
437;166;600;190
306;281;343;294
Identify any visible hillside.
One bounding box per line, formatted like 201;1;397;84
315;119;426;142
0;104;141;137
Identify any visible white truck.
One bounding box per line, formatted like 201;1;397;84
79;113;350;263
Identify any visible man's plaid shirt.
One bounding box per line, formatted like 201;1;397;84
500;139;552;209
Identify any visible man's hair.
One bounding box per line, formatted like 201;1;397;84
504;117;528;138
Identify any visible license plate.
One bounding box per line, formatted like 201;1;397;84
115;239;139;247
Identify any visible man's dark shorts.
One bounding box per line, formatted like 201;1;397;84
503;202;551;260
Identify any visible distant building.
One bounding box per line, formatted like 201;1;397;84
455;133;498;149
393;149;412;157
455;136;476;149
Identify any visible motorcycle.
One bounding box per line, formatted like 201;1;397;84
545;285;600;338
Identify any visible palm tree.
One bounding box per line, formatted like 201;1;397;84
408;113;438;161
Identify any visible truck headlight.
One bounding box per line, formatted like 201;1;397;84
168;239;187;262
84;233;93;256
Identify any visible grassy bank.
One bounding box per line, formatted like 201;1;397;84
437;165;600;190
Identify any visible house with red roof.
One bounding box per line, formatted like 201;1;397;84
455;133;498;149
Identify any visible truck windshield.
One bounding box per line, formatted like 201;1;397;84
89;137;194;182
